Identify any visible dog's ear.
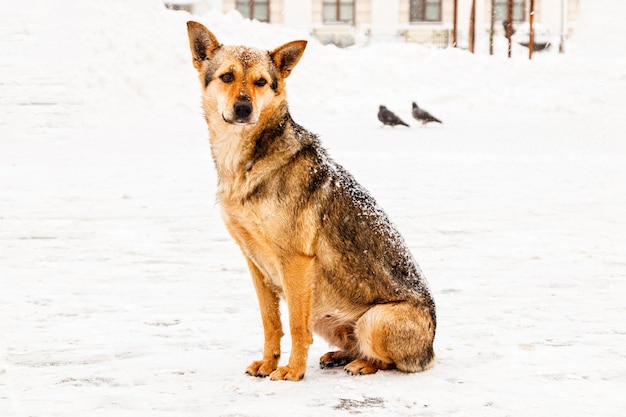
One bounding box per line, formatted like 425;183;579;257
187;21;221;71
270;40;307;79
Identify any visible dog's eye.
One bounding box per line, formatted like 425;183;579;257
220;73;234;83
254;78;267;87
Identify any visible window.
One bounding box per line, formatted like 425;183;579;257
410;0;442;22
236;0;270;22
323;0;355;24
494;0;526;22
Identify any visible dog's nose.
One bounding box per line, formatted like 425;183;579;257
234;101;253;119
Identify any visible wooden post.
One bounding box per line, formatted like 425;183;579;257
529;0;535;59
559;0;567;53
489;0;496;55
506;0;513;57
469;0;476;53
452;0;458;47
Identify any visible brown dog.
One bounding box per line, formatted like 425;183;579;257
186;21;436;381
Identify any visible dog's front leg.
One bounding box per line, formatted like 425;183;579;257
244;258;283;378
269;255;314;381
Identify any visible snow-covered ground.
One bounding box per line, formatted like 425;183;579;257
1;1;625;416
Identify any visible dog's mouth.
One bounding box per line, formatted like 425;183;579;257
222;113;256;126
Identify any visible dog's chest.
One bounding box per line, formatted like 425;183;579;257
211;131;246;177
219;191;285;290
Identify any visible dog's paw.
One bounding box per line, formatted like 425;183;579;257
245;360;277;378
319;351;352;369
344;359;380;375
269;366;305;381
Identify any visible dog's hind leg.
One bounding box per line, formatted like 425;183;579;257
344;358;395;375
319;350;353;368
348;301;436;374
245;258;283;378
318;322;360;369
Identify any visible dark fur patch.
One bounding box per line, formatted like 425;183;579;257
244;180;269;202
418;346;435;370
277;48;301;73
202;57;221;88
204;72;213;88
193;38;209;61
264;52;279;92
307;161;327;195
251;121;286;163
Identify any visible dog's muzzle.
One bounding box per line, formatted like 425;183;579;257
234;101;252;119
225;100;253;125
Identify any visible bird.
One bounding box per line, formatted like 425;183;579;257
411;102;442;125
378;105;409;127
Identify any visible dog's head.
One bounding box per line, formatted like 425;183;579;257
187;21;307;127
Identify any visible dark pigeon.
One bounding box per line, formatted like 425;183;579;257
412;102;442;125
378;105;409;127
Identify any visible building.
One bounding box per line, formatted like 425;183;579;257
188;1;579;48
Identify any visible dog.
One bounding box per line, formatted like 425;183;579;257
186;21;436;381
